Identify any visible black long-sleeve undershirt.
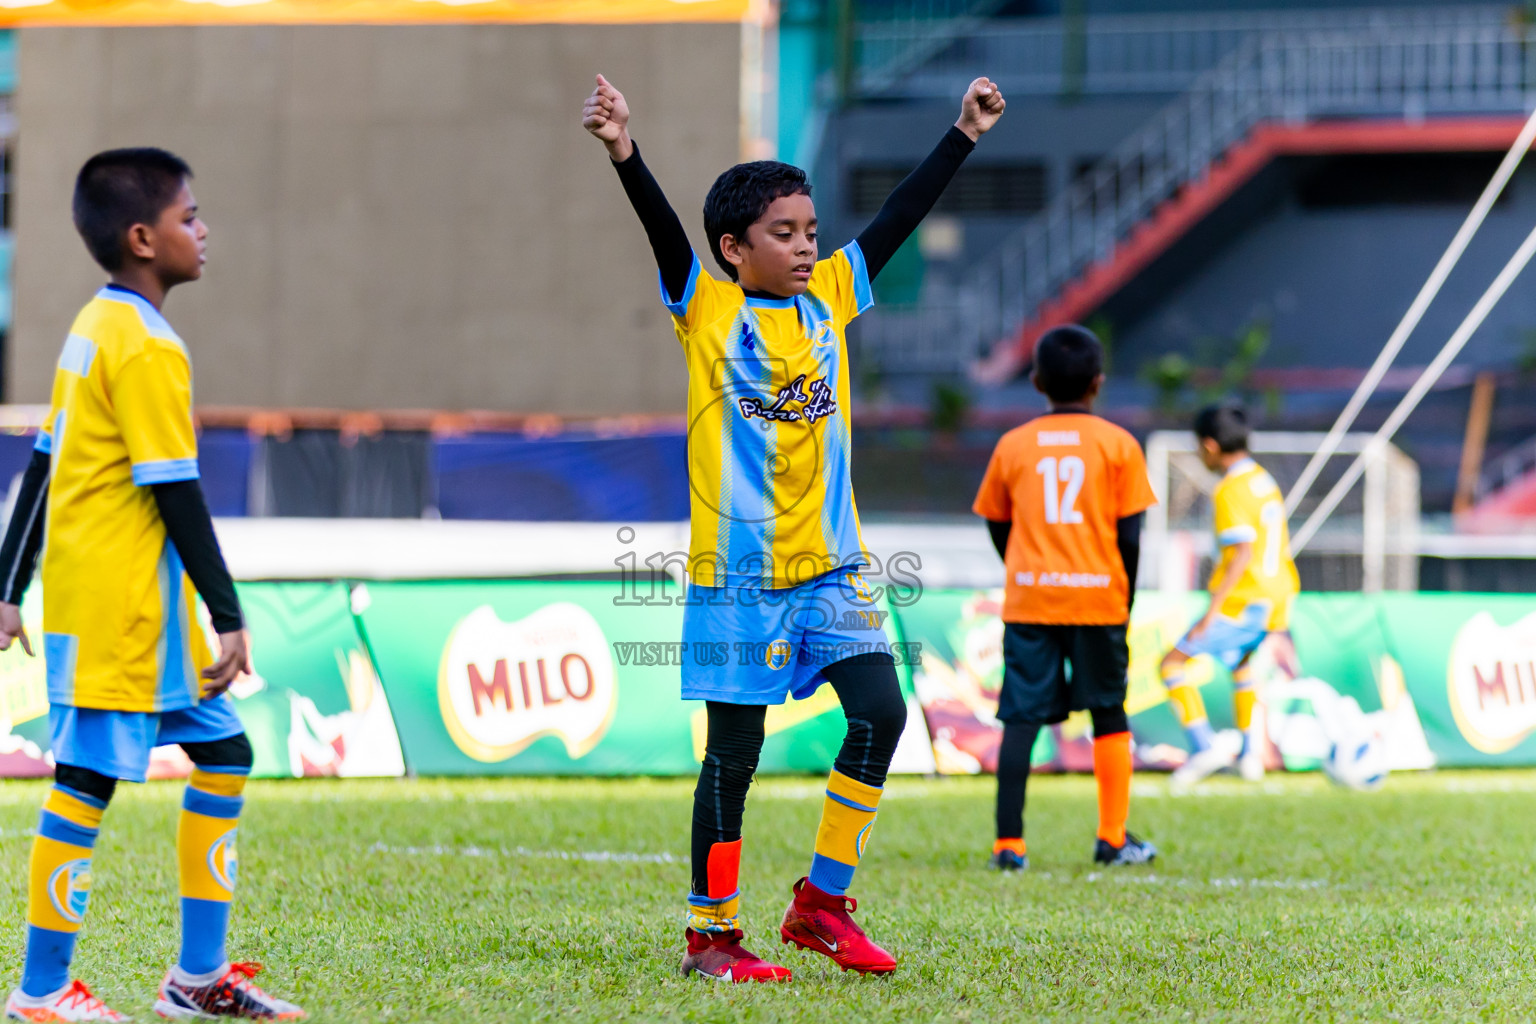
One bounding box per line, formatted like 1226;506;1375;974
0;449;50;605
610;126;975;303
986;512;1144;616
152;480;243;633
0;449;242;632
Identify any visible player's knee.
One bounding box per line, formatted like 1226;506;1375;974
1090;706;1130;738
55;763;118;805
181;732;254;772
1160;650;1185;679
862;697;907;748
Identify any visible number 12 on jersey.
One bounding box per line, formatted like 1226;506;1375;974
1036;455;1085;525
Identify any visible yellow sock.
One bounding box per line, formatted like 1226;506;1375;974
808;770;883;897
1166;680;1208;727
22;786;107;996
178;768;247;975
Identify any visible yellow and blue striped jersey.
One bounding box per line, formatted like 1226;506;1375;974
35;285;213;712
1210;457;1301;628
667;243;872;588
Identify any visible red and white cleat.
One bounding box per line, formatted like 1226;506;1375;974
153;963;304;1020
679;929;792;983
5;980;129;1022
779;877;897;974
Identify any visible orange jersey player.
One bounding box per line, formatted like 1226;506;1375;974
973;325;1158;870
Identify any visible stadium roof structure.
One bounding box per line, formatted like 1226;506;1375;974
0;0;752;27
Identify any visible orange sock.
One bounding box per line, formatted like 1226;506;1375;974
992;837;1026;856
1093;733;1132;847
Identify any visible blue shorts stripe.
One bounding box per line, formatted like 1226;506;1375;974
37;810;98;848
182;787;244;819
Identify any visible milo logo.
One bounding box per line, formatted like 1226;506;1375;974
1448;610;1536;753
438;603;617;763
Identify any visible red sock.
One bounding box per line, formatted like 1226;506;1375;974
1093;733;1132;847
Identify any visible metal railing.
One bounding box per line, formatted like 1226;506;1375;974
857;22;1536;375
855;6;1513;99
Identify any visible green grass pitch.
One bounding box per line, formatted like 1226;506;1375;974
0;770;1530;1022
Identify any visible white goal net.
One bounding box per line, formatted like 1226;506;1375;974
1144;431;1421;594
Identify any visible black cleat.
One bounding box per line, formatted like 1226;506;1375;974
1093;832;1157;866
988;848;1028;871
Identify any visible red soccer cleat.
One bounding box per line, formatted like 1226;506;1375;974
679;929;792;983
778;877;897;974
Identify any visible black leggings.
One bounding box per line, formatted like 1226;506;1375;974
54;733;254;807
690;653;906;893
995;708;1127;841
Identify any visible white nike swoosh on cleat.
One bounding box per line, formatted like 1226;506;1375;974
708;969;733;983
813;934;838;953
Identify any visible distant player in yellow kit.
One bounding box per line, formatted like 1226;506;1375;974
1161;404;1301;786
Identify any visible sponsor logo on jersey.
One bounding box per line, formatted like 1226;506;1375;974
439;603;617;763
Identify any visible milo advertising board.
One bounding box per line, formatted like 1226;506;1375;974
354;579;932;776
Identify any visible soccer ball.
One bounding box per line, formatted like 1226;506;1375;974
1323;732;1389;792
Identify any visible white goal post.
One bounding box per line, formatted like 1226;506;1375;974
1145;431;1421;594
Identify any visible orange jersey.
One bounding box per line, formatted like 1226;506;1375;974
973;413;1157;625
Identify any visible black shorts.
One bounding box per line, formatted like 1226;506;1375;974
997;622;1130;725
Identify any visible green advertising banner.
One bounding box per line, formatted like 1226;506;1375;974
0;575;1528;779
0;581;400;779
235;582;405;779
351;579;932;777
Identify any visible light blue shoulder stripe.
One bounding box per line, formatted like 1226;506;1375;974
59;334;97;377
132;458;200;485
661;254;702;318
95;287;186;353
841;241;874;316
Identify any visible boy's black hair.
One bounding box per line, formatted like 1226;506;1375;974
1033;324;1103;403
1194;403;1250;453
703;161;812;280
73;148;193;272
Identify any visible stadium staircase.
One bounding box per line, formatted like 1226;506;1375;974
1462;433;1536;530
853;11;1536;379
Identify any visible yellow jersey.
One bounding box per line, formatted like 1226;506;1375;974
36;285;213;712
667;243;870;588
1209;457;1300;629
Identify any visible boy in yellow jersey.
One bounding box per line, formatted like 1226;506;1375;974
0;149;302;1021
1161;404;1302;786
584;73;1004;981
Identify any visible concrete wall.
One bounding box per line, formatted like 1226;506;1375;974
12;23;741;413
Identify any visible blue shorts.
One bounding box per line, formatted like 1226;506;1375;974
681;569;892;704
1175;602;1273;672
49;697;245;783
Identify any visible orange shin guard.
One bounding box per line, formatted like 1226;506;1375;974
1092;732;1132;847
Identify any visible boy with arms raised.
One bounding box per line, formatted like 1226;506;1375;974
973;326;1157;869
1161;404;1301;786
0;149;303;1021
584;73;1004;981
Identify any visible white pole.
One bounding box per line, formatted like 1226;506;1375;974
1285;106;1536;516
1292;220;1536;554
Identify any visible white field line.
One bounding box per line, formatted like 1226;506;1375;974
369;842;686;864
1021;870;1334;891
